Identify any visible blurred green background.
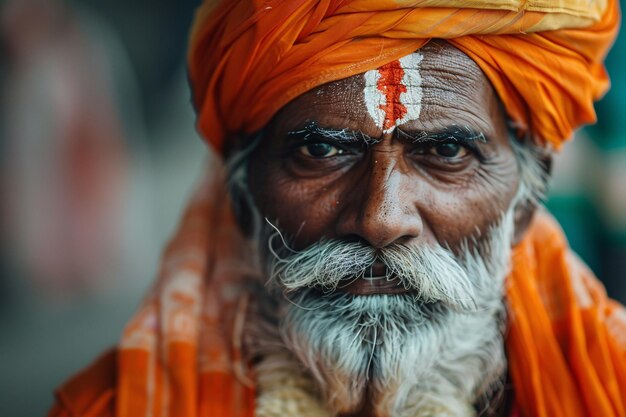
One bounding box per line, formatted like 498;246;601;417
0;1;624;416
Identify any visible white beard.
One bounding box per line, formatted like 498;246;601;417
229;128;547;417
282;295;503;417
245;206;515;417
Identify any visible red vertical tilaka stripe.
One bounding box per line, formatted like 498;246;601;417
376;60;408;131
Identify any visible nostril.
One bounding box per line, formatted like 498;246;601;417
340;234;370;245
361;219;422;249
391;234;418;247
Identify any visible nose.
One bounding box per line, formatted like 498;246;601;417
336;158;423;249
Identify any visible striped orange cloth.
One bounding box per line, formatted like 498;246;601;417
506;214;626;417
188;0;619;152
50;160;257;417
48;164;626;417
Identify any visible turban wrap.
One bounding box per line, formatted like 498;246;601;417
188;0;619;152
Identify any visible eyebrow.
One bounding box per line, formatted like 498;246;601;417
287;121;380;146
397;125;488;144
289;122;488;146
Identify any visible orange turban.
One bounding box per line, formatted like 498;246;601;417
188;0;619;153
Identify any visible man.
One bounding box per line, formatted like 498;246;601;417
49;1;625;417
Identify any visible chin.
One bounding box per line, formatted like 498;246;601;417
278;290;506;417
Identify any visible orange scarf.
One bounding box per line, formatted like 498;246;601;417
188;0;619;152
49;160;626;417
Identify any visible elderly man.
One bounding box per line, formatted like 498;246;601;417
49;1;625;417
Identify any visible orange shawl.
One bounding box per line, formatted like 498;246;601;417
49;161;626;417
188;0;619;152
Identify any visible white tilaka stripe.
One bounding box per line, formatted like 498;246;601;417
362;52;424;134
395;52;423;131
363;66;385;131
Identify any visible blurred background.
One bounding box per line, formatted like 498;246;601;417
0;1;624;415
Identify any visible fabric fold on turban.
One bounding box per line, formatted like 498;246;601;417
188;0;619;152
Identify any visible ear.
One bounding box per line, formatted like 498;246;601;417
225;132;264;238
512;151;552;245
222;132;249;160
512;199;537;245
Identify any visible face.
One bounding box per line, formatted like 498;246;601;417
247;42;520;256
240;42;535;417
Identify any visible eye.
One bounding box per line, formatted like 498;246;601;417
298;142;343;158
429;142;468;159
412;141;470;159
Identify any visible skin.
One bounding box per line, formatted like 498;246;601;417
248;41;527;256
244;41;532;416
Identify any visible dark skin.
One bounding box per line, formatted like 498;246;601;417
244;41;533;416
247;42;531;253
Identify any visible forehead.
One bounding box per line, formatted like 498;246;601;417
270;41;505;139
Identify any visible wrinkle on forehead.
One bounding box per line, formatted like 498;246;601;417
413;42;502;134
363;52;424;134
269;41;505;141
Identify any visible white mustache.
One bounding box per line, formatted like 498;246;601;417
268;235;484;312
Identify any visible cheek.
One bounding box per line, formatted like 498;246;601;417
423;157;519;246
249;163;343;246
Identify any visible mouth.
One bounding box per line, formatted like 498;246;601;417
336;262;412;296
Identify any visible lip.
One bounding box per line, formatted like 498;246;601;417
339;276;411;295
367;262;388;277
336;262;412;295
